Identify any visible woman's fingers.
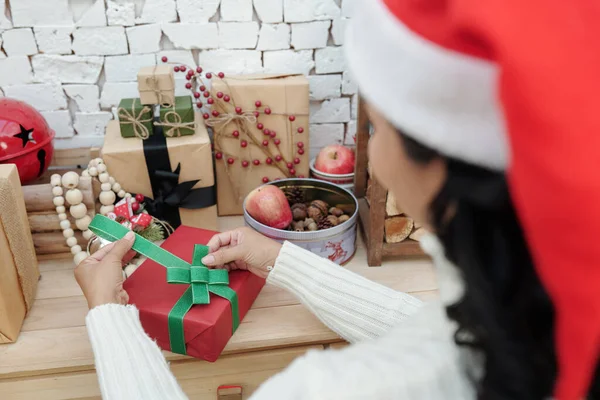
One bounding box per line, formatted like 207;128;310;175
206;231;234;253
202;244;245;267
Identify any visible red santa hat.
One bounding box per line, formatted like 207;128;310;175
346;1;600;399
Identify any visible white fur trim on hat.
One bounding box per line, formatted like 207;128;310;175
345;0;509;171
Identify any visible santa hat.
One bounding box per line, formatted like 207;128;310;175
346;1;600;399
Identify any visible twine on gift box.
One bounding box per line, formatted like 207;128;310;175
154;110;197;138
117;100;153;140
145;65;174;108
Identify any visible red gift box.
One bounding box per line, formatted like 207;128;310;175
123;225;265;361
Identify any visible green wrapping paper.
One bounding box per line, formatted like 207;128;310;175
117;98;154;139
157;96;196;138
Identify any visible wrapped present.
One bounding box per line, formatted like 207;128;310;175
156;96;195;138
117;98;154;139
0;164;39;343
131;213;152;229
102;112;217;231
137;65;175;106
209;75;310;215
89;215;265;361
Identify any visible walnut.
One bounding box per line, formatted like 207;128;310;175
338;214;350;223
326;215;339;226
328;207;343;217
304;218;315;226
308;205;325;221
311;200;329;214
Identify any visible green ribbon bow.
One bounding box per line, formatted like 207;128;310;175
88;214;240;355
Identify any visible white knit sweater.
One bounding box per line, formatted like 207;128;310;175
86;235;478;399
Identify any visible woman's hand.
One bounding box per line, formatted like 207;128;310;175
202;227;282;279
74;232;135;309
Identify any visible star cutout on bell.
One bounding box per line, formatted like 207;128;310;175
14;124;35;148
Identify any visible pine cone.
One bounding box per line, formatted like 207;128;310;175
284;186;305;205
317;217;334;230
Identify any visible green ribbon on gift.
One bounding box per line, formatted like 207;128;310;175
88;214;240;355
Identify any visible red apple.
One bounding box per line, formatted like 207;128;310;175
314;145;355;174
245;185;293;229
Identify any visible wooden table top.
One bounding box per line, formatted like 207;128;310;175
0;217;438;380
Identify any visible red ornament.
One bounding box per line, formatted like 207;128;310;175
263;129;270;135
297;127;304;133
186;75;192;81
212;110;220;117
135;193;145;203
253;159;260;165
196;66;203;73
161;56;168;62
235;106;242;114
242;160;249;167
297;142;304;148
266;157;273;164
215;152;223;159
257;123;264;130
240;140;248;148
255;100;262;107
203;113;210;119
298;174;305;178
200;85;206;92
207;98;214;105
286;162;293;169
193;92;200;98
274;139;281;146
298;148;305;155
289;169;296;175
275;155;283;162
264;108;271;114
218;72;225;78
174;66;180;72
185;82;192;89
227;157;234;164
0;98;55;183
206;72;212;79
294;157;300;164
180;66;186;72
289;115;296;121
262;140;269;146
216;92;224;98
203;91;210;98
223;95;230;102
196;101;203;108
232;130;239;137
131;202;140;212
253;111;260;118
262;177;269;183
270;131;276;138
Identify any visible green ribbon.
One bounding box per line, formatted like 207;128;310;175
88;214;240;355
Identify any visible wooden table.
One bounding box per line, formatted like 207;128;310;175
0;217;437;400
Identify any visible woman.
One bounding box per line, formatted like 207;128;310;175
76;1;600;399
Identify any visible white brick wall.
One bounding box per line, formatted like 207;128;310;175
0;1;356;152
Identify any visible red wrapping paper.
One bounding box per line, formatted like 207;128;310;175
123;225;265;361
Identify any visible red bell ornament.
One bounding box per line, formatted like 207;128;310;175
0;98;55;183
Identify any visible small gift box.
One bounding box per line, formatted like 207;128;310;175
137;65;175;106
89;215;265;361
156;96;195;138
117;98;154;139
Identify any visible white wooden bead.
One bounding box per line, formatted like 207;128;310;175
50;174;62;187
81;169;90;177
82;229;94;240
112;183;121;192
125;193;132;198
99;190;116;205
53;196;65;206
100;205;114;215
58;213;68;221
88;167;98;177
95;158;104;165
56;206;66;214
76;215;92;231
74;251;88;266
61;171;80;189
59;219;71;230
52;186;63;196
66;236;78;247
66;188;83;205
101;183;112;191
118;190;126;198
70;203;88;219
63;228;75;238
98;172;109;183
97;163;107;173
109;177;115;185
70;245;83;255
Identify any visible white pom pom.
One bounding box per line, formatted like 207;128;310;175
56;206;66;214
75;215;92;231
50;174;62;187
99;190;116;205
70;245;82;255
98;172;109;183
88;167;98;177
59;219;71;230
74;251;88;266
52;186;63;196
61;171;80;189
58;213;68;221
63;228;75;239
53;196;65;207
82;229;94;240
66;236;78;247
69;203;88;219
66;189;83;205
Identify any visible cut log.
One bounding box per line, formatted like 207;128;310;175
384;216;414;243
32;230;85;255
28;211;95;233
385;191;402;216
366;178;372;206
22;177;94;213
409;227;427;242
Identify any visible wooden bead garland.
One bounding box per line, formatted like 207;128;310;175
50;157;134;265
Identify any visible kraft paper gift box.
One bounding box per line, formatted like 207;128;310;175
210;75;310;216
157;96;195;137
102;113;218;231
0;164;39;343
137;65;176;106
117;98;154;139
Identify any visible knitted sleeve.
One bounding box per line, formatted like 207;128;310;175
267;241;424;343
